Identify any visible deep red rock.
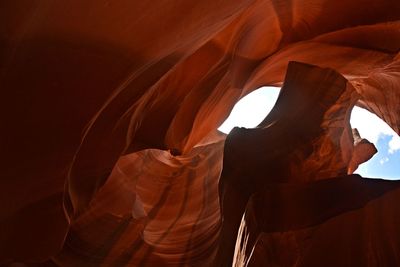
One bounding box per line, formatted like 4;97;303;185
1;1;400;266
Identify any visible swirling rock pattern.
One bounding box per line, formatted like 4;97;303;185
1;0;400;266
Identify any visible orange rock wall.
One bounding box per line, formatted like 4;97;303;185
1;0;400;266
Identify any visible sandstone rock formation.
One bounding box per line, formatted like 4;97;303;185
1;0;400;266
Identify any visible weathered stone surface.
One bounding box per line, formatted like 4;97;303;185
1;0;400;266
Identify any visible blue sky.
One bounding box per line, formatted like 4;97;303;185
355;134;400;180
350;107;400;179
218;87;400;180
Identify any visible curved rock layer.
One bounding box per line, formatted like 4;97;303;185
1;0;400;266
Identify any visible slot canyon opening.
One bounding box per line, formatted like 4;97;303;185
218;87;400;180
350;106;400;180
218;86;280;134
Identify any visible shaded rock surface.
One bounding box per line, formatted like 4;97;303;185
1;0;400;266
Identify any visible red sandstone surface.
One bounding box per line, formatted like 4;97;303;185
1;1;400;266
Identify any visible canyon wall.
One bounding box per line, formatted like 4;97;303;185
1;0;400;266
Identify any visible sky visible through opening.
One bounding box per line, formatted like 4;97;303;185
218;86;400;180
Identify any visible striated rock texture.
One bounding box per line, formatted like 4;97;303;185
1;0;400;266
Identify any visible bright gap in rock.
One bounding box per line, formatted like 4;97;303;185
218;86;280;134
218;89;400;180
350;107;400;180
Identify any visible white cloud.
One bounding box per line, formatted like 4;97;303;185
350;107;400;154
389;135;400;154
379;157;389;165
